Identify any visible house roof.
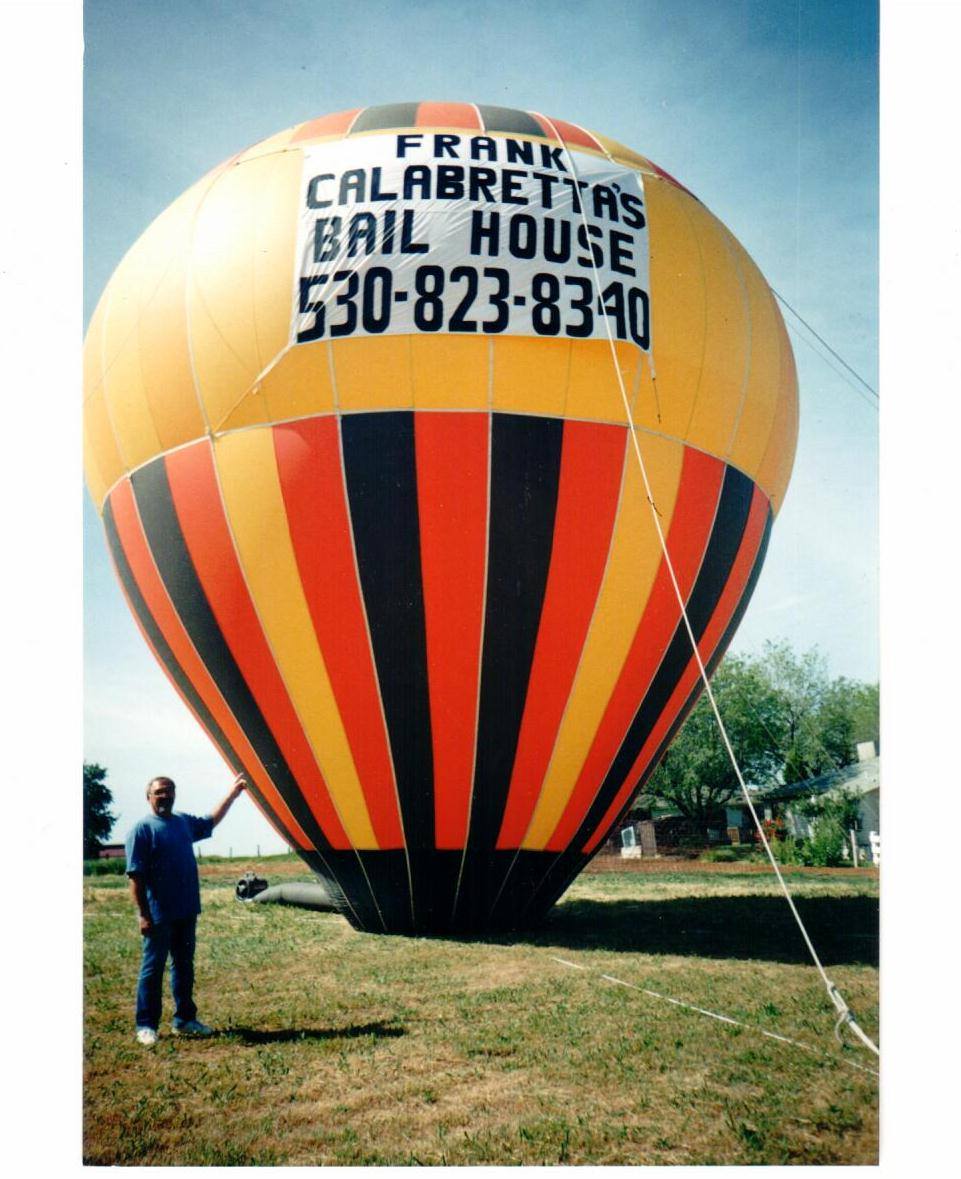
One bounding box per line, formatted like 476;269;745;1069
756;756;879;804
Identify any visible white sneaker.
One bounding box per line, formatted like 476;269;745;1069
135;1027;158;1046
172;1019;214;1037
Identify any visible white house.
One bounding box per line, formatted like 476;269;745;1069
726;743;880;862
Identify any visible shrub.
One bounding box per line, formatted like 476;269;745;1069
701;847;738;863
84;857;127;876
678;834;705;850
796;788;860;867
800;817;847;867
770;835;804;866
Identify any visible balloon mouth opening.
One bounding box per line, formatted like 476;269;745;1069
297;847;585;936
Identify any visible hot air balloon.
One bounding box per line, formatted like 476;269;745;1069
84;103;797;934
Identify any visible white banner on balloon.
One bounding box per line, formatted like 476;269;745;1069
292;131;650;350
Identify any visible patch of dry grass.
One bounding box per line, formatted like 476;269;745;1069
84;860;878;1165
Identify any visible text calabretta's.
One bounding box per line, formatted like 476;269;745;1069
295;133;651;346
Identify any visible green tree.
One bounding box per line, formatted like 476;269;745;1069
83;762;117;860
761;642;856;783
848;681;880;748
637;654;783;830
636;642;876;829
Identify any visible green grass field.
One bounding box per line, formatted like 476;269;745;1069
83;856;879;1165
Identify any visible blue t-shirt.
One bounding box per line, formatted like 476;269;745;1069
125;812;214;923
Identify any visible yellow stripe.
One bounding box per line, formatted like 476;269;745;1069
83;290;107;415
235;127;299;165
492;336;569;416
213;428;379;848
682;200;749;461
83;294;125;506
259;340;336;421
189;153;300;432
643;178;707;443
565;339;641;424
589;133;649;171
521;432;684;849
251;150;303;385
134;191;207;451
83;174;221;496
755;306;799;515
99;237;163;469
83;386;124;508
413;335;490;410
725;230;782;479
332;335;414;410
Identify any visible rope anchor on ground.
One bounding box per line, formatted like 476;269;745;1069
829;984;879;1055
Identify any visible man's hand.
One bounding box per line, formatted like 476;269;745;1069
231;773;248;799
130;875;152;934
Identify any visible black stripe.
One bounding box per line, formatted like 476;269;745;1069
349;103;421;133
129;460;343;865
102;497;301;855
451;414;563;923
476;105;545;137
470;414;563;850
340;412;435;923
514;495;773;925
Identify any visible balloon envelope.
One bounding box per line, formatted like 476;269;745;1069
84;103;797;932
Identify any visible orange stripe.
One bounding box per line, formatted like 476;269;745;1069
537;115;602;151
496;422;626;848
415;412;489;848
545;448;724;851
647;158;698;199
109;479;313;849
582;485;770;852
291;108;360;142
272;417;405;849
165;441;352;848
416;102;482;129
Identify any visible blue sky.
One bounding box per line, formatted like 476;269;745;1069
82;0;879;856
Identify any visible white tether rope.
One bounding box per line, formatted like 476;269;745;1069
549;957;879;1077
536;115;879;1060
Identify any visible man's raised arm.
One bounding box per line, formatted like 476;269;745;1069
209;773;248;828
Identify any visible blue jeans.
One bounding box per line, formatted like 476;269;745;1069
135;916;198;1030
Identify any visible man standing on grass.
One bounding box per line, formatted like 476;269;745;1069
125;772;247;1046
